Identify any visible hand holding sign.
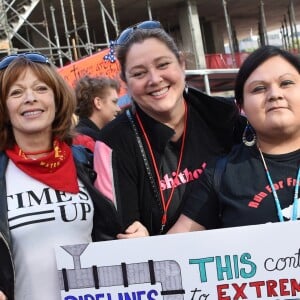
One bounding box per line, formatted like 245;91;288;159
0;291;7;300
117;221;149;239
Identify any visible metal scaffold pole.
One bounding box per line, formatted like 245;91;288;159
0;0;13;53
80;0;93;55
59;0;72;61
110;0;119;36
97;0;119;43
69;0;80;59
222;0;236;67
50;5;63;66
146;0;153;20
100;1;110;45
289;0;300;52
259;0;269;46
41;0;53;59
284;14;291;50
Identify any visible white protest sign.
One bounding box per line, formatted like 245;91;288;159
55;221;300;300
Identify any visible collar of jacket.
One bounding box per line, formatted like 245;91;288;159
0;152;15;300
130;86;239;154
184;86;239;129
77;117;100;132
0;152;10;244
76;118;101;140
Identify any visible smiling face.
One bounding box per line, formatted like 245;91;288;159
124;37;186;121
242;55;300;142
6;68;56;144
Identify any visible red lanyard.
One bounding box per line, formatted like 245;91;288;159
135;101;187;231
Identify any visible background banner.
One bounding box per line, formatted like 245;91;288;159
57;49;126;96
55;221;300;300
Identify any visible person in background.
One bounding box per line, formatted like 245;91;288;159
0;53;120;300
168;45;300;233
94;20;245;238
73;75;121;151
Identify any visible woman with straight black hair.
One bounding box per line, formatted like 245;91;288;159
169;45;300;233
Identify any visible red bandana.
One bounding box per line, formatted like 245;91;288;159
6;139;79;194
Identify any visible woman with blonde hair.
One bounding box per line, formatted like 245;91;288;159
0;53;120;300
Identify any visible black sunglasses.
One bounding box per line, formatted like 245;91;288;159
0;52;50;70
115;20;162;45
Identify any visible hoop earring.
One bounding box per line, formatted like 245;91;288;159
242;122;256;147
184;83;189;94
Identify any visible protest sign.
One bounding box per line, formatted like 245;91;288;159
56;221;300;300
57;49;126;95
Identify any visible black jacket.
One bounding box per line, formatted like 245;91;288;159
96;87;246;235
75;118;102;141
0;146;121;300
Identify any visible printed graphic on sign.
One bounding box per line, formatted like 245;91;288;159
58;244;184;299
56;221;300;300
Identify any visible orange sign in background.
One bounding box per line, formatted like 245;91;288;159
58;48;127;96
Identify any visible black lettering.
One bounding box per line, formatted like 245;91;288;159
80;203;92;220
59;203;78;222
78;186;89;201
190;287;209;300
55;190;72;202
28;188;52;206
264;248;300;271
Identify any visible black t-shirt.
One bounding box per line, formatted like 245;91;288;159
149;103;230;233
159;139;186;228
183;144;300;229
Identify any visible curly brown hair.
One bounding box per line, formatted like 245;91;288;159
75;75;120;118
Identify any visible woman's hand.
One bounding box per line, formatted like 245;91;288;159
167;214;206;234
117;221;149;239
0;291;7;300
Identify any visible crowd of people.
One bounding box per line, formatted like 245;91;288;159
0;19;299;300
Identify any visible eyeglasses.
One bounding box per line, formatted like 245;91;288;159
0;52;50;70
115;20;162;45
103;20;162;63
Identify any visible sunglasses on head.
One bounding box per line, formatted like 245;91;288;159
115;20;162;45
0;52;50;70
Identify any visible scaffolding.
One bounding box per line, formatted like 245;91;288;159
0;0;298;68
0;0;119;66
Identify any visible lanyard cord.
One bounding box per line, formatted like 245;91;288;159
258;147;300;222
135;101;188;231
